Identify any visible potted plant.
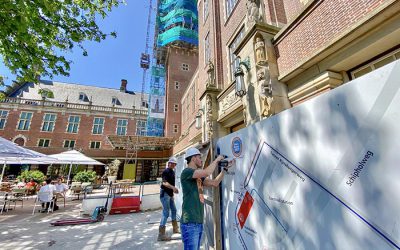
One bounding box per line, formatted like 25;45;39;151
18;170;46;183
106;159;121;183
73;170;97;183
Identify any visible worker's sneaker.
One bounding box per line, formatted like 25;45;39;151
157;226;171;241
172;220;180;234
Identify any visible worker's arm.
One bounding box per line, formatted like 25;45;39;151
202;158;235;187
162;181;178;193
192;155;225;179
203;171;225;187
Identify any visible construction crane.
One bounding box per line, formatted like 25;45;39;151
139;0;153;108
125;0;154;182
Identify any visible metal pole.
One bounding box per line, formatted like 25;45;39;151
0;162;6;184
67;163;73;186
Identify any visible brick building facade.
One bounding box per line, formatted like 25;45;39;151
163;0;400;248
0;80;171;181
164;47;199;138
171;0;400;153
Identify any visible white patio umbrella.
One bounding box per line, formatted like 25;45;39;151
0;137;57;184
48;150;104;185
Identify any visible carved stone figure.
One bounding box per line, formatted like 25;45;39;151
246;0;261;27
257;67;273;117
254;36;266;66
206;94;213;139
261;94;274;117
206;61;215;87
257;68;271;97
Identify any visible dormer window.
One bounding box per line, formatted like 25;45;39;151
79;92;88;102
112;97;121;105
142;101;149;108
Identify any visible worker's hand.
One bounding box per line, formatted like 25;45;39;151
173;187;179;194
215;155;225;162
226;158;236;168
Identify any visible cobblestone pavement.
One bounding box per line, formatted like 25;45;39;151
0;199;182;250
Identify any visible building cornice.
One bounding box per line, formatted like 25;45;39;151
0;97;147;118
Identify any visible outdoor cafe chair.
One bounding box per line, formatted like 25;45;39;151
55;192;66;207
0;191;10;214
32;191;54;215
70;185;83;200
11;188;27;207
0;191;18;213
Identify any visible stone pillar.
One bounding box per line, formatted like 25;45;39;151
235;24;291;124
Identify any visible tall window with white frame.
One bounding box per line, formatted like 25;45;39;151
226;0;239;17
38;139;51;148
186;96;190;121
229;27;245;81
92;117;105;134
17;112;33;131
0;110;8;129
204;32;210;64
182;99;186;121
67;115;80;133
203;0;209;22
64;140;75;149
136;120;147;136
41;113;57;132
191;85;196;112
116;119;128;135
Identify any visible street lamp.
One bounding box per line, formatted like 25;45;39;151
195;109;204;129
234;59;250;97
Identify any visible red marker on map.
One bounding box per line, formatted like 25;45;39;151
237;191;254;229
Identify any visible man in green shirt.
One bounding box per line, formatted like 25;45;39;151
180;147;234;250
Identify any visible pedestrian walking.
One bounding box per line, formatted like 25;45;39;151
180;147;234;250
158;156;180;241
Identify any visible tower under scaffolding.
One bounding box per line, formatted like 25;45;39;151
146;0;198;137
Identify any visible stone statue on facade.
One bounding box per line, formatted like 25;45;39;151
206;60;215;87
246;0;261;27
257;68;273;117
206;94;213;140
254;36;266;66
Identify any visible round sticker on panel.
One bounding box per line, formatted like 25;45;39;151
232;137;242;157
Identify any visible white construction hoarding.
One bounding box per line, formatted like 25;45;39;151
217;61;400;249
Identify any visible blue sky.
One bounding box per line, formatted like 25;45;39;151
0;1;152;93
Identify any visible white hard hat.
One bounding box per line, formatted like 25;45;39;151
167;156;177;164
185;147;201;158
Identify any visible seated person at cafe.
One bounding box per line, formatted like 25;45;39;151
25;179;37;194
39;179;59;212
15;178;26;188
55;178;68;194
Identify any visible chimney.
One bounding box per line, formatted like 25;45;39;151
120;79;127;92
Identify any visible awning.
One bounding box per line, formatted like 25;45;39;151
49;150;104;185
107;135;175;150
0;136;58;184
48;150;104;165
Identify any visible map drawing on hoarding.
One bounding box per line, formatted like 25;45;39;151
218;61;400;250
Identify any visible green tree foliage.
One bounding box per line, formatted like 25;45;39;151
73;170;97;183
18;170;46;183
0;0;122;85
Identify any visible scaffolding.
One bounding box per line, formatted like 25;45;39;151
145;0;198;137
